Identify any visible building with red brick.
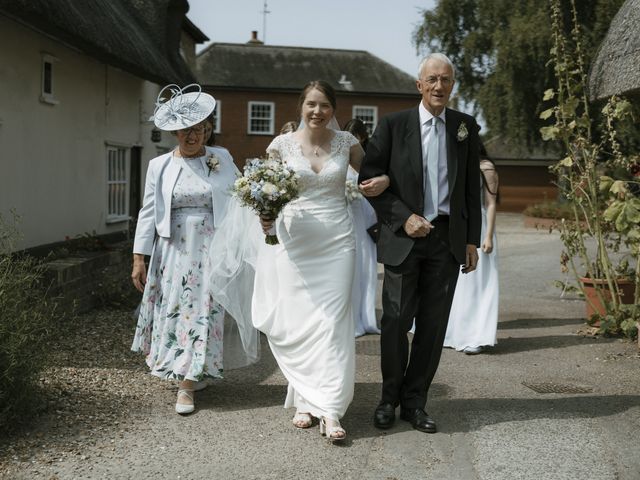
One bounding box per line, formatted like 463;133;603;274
195;34;420;165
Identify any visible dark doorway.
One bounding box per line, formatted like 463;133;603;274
129;146;142;218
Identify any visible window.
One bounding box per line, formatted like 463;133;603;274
106;145;130;223
352;105;378;135
212;100;221;134
40;53;59;105
248;101;275;135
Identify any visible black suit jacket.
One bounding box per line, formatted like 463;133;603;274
359;106;481;266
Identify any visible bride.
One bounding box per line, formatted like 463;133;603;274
254;80;364;442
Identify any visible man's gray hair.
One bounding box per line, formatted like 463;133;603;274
418;53;456;80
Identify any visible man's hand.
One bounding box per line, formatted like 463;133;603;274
403;214;433;238
461;244;479;273
359;175;390;197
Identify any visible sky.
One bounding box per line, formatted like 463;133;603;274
186;0;436;77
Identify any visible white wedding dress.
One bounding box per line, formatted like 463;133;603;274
444;177;499;350
252;131;358;421
347;167;380;336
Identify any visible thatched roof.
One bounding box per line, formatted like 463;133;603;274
196;43;417;96
588;0;640;100
0;0;196;85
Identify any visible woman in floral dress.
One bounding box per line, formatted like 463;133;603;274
131;85;256;414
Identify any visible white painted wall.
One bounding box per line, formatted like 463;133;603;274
0;17;176;249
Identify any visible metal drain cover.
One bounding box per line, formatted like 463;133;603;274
522;382;593;394
356;338;380;355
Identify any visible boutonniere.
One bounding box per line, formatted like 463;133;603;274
205;153;220;176
457;122;469;142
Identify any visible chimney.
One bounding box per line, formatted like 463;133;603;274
166;0;189;57
247;30;264;45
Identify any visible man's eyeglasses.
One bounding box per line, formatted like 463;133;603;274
420;76;453;87
178;125;206;136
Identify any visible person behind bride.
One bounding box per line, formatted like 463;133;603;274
254;80;370;443
131;84;257;415
343;119;386;336
343;118;369;150
444;144;499;354
279;120;299;135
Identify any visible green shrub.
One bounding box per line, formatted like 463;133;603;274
523;200;579;220
0;213;59;430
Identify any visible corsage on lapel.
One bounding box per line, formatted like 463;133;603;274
456;122;469;142
205;153;221;176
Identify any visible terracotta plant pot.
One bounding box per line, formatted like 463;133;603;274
579;276;636;319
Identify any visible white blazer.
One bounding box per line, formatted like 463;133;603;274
133;146;239;256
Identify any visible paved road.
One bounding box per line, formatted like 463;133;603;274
7;213;640;479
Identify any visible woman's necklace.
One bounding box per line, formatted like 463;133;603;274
309;133;331;157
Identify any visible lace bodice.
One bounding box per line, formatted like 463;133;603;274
267;131;359;208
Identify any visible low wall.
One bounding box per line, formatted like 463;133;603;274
43;241;133;313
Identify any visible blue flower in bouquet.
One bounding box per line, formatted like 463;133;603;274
250;184;263;201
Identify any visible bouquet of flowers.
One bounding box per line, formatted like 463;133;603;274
232;156;300;245
345;179;362;203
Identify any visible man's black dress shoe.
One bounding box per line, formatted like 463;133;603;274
400;408;437;433
373;403;396;429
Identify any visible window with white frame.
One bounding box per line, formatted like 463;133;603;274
40;53;59;105
212;100;221;134
248;101;275;135
352;105;378;135
106;145;130;223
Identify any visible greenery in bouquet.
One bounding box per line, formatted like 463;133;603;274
233;155;300;245
540;0;640;338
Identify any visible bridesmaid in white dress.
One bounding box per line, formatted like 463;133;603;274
253;81;364;442
444;154;499;353
344;119;386;337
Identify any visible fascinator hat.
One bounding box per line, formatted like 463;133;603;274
152;83;216;131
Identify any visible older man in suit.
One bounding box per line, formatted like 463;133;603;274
359;53;481;433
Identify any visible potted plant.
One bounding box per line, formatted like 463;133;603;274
540;0;639;339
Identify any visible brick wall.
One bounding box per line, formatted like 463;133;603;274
43;241;134;313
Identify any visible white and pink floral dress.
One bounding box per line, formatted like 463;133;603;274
132;156;224;381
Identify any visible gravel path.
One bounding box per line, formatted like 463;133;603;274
1;213;638;480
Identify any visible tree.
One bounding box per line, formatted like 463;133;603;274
413;0;625;146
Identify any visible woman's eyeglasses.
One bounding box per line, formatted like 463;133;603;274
178;125;206;136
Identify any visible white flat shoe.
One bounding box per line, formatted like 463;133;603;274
463;346;484;355
175;389;195;415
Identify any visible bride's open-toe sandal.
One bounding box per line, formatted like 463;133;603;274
319;418;346;443
175;389;195;415
292;411;313;429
